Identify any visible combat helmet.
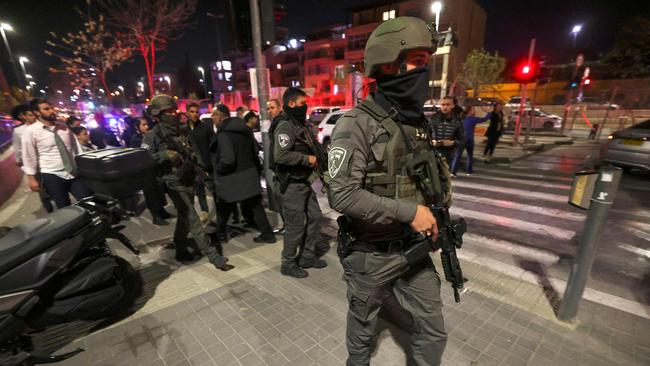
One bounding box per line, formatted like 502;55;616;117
364;16;437;77
146;94;177;117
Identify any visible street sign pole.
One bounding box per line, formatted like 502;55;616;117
596;86;618;141
249;0;278;212
524;82;539;144
513;38;535;146
558;166;622;322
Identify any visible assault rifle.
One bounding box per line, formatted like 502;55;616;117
299;124;329;188
405;150;467;302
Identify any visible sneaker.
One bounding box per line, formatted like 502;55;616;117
253;234;277;243
299;257;328;269
451;173;458;178
466;172;473;176
281;264;309;278
152;216;169;226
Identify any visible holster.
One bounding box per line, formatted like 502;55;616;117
275;172;290;194
336;216;355;259
176;161;195;186
403;234;441;266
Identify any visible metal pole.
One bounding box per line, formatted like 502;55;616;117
558;166;622;321
524;82;539;144
513;38;535;146
429;49;437;103
0;28;22;93
596;86;618;141
249;0;278;212
561;89;574;136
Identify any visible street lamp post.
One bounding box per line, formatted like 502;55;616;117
18;56;29;88
0;22;23;94
429;2;442;102
571;24;582;47
197;66;208;97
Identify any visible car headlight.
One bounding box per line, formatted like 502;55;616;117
607;135;614;140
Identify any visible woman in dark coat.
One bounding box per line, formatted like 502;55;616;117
484;101;505;163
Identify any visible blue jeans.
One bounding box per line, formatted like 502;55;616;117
451;140;475;174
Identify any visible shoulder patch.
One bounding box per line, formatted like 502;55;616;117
141;142;150;150
278;133;290;148
328;147;347;178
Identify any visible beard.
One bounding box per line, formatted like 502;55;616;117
42;113;57;122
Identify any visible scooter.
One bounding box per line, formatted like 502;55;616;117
0;195;143;366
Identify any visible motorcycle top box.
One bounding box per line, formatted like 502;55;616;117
76;148;157;199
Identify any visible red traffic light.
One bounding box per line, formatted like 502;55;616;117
514;60;537;83
522;65;531;74
583;77;591;85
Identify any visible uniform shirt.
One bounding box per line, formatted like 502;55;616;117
21;120;79;179
12;124;27;165
327;95;420;241
272;112;313;179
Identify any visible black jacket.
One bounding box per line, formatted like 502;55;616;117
188;119;214;173
90;126;120;149
429;111;465;145
210;117;262;202
128;132;144;148
485;111;505;138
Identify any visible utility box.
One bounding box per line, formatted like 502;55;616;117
568;170;599;210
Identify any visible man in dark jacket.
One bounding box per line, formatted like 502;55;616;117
210;105;276;244
186;102;213;219
90;112;120;148
428;96;465;168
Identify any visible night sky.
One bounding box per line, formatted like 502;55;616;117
0;0;648;90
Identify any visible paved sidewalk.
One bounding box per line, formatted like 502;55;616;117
26;225;650;366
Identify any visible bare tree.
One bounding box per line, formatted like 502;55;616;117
45;9;132;99
100;0;198;98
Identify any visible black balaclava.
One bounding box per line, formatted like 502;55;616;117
375;66;430;124
285;103;308;123
160;113;180;134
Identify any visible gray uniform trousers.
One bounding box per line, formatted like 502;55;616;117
165;180;228;267
342;251;447;366
278;181;322;265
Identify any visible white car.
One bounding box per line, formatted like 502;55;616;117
316;109;350;150
309;106;341;125
507;108;562;131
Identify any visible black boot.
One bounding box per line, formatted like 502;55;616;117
152;216;169;226
281;264;308;278
299;257;327;269
158;208;175;219
253;233;277;243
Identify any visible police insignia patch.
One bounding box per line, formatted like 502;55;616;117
328;147;347;178
278;134;290;148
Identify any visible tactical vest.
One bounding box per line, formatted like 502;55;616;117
357;100;452;208
272;117;313;179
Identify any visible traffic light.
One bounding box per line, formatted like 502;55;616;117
583;77;591;86
514;61;537;84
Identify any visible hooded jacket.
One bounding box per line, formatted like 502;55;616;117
210;117;262;202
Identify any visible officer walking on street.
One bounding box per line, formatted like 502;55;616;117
328;17;450;365
142;95;233;271
271;87;327;278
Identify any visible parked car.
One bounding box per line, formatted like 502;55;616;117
507;108;562;131
601;119;650;171
309;106;341;125
505;96;531;109
464;97;497;107
572;97;620;110
316;109;350;150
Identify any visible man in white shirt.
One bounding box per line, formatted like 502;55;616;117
21;99;91;210
12;104;54;213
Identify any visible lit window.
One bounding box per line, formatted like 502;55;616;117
216;62;222;70
277;64;282;70
382;11;389;21
225;72;233;81
227;85;233;91
223;61;232;71
218;73;223;81
333;84;339;95
389;10;395;19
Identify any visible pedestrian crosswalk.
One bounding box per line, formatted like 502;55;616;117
318;163;649;309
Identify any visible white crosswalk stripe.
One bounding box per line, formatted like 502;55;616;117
463;175;572;190
452;180;568;203
453;193;585;222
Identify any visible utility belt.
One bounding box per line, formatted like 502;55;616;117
274;172;310;194
349;238;411;254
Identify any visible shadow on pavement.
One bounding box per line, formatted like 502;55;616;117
516;258;562;316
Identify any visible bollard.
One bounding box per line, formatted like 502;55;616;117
558;165;622;321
